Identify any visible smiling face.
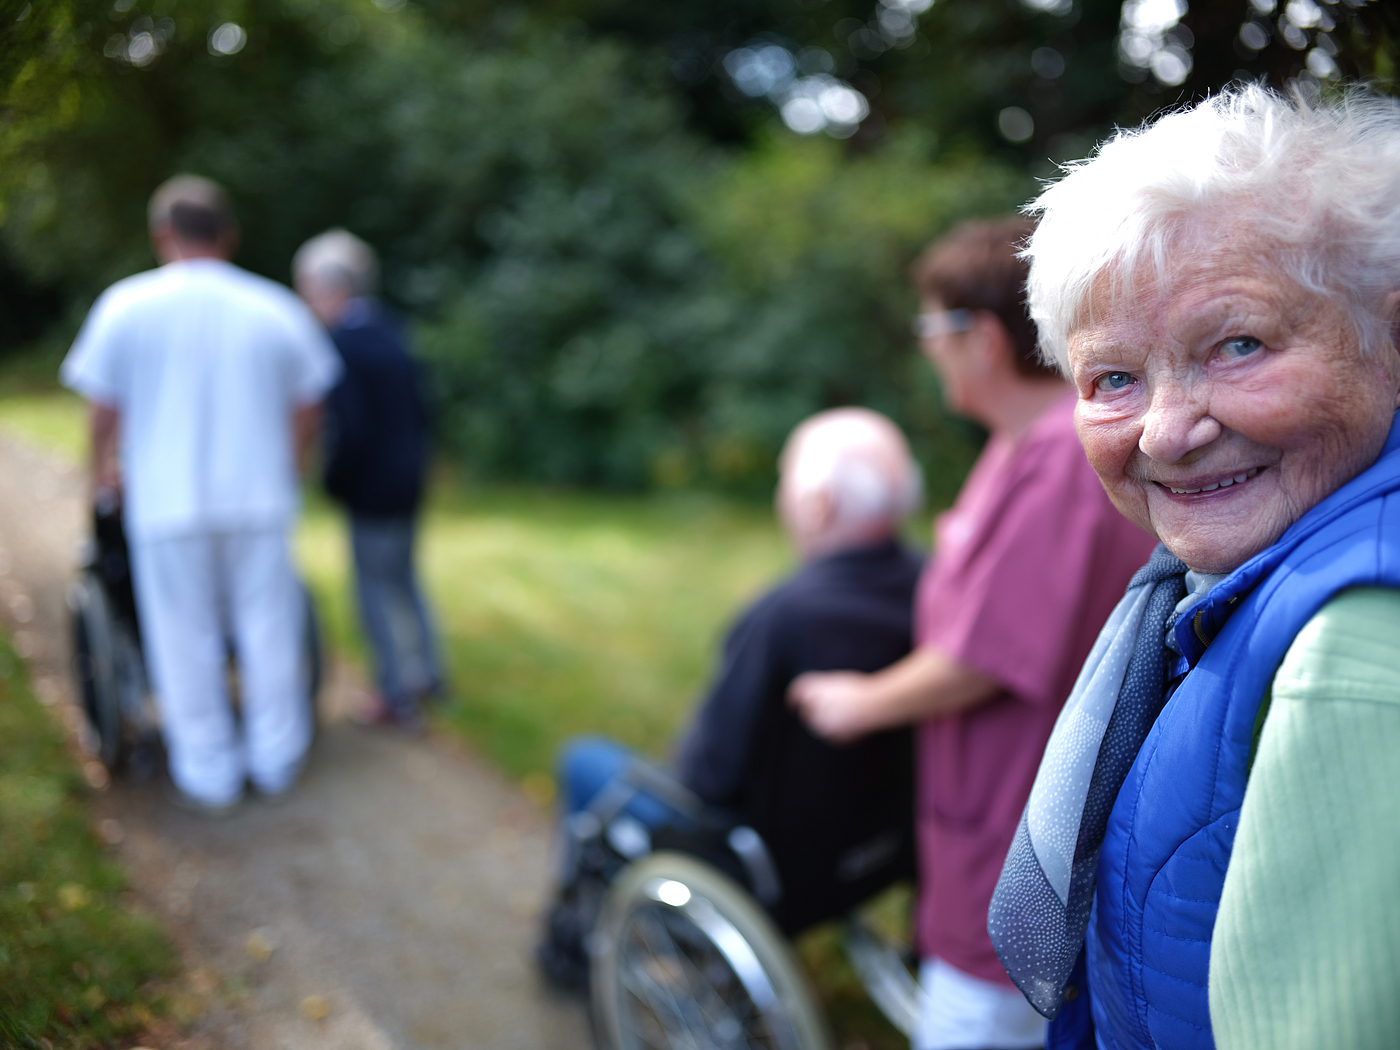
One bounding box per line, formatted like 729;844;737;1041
1068;232;1400;574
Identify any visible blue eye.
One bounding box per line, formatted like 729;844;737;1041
1096;371;1134;391
1220;336;1262;360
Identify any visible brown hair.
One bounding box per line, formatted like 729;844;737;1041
910;216;1056;379
147;174;233;244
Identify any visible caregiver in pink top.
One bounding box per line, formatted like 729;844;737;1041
790;218;1154;1050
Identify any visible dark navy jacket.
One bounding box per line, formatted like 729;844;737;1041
675;539;925;933
322;299;429;518
1057;413;1400;1050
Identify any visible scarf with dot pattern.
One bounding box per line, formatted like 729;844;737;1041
987;543;1188;1018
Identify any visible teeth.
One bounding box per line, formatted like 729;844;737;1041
1165;467;1261;495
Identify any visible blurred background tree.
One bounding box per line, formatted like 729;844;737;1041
1;0;1395;492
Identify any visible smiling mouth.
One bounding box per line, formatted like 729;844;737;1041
1158;466;1263;495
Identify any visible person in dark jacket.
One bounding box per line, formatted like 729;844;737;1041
538;407;925;986
294;229;442;730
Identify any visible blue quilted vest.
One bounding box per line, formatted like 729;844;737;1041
1066;414;1400;1050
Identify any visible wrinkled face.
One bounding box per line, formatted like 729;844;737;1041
1068;237;1400;574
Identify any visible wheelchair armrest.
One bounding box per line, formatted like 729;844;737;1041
726;825;782;906
617;760;708;822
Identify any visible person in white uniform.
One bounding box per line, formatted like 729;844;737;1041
60;175;341;813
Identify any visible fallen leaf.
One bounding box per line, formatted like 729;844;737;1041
300;994;330;1021
245;928;276;962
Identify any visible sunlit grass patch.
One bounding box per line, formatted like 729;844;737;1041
0;634;174;1046
296;479;793;777
0;390;87;462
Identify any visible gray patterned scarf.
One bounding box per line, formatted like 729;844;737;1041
987;543;1188;1018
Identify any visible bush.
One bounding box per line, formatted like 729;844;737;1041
2;0;1029;496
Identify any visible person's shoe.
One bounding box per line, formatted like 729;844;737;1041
413;679;449;708
252;774;300;806
351;693;426;736
165;783;242;819
348;694;396;727
535;902;591;992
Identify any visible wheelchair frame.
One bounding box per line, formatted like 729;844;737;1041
566;759;929;1050
69;499;325;776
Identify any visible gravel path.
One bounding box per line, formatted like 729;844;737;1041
0;430;589;1049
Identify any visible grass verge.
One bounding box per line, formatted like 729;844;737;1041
0;633;175;1047
296;477;793;780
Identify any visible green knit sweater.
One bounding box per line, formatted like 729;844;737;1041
1209;587;1400;1050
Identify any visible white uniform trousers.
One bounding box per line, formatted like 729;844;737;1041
914;956;1048;1050
129;528;309;805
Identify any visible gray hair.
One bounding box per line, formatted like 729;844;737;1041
293;228;379;297
785;408;923;528
1024;85;1400;372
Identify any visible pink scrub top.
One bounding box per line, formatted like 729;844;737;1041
913;390;1155;984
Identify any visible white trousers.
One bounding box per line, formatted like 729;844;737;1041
130;528;309;805
914;957;1047;1050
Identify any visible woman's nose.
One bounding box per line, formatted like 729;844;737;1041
1138;382;1221;463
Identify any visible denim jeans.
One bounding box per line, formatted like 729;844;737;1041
349;514;441;715
559;736;693;830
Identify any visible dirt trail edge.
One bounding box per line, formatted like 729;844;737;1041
0;431;589;1050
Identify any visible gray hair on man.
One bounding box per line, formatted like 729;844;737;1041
1024;85;1400;372
779;407;923;556
293;228;379;297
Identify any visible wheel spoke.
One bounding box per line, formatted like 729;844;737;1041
617;903;772;1050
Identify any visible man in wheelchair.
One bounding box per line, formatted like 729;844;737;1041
539;408;925;989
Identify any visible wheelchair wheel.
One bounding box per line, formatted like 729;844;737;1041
591;851;831;1050
71;572;123;770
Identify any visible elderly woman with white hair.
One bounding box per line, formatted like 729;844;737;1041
988;87;1400;1050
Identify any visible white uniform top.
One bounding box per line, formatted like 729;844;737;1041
60;258;341;540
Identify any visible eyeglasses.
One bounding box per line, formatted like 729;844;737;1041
912;308;976;339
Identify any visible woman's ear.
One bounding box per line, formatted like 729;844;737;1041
973;312;1017;377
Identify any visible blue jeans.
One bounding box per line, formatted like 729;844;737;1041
350;515;442;715
560;736;694;831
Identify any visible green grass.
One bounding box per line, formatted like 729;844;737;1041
0;349;88;462
0;390;88;461
297;478;793;780
0;634;175;1046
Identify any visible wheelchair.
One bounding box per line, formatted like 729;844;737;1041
69;490;324;776
545;728;929;1050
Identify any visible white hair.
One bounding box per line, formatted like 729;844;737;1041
786;410;923;528
1025;84;1400;372
293;228;379;296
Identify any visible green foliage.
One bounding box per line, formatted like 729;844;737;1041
0;0;1015;493
419;122;1019;490
687;132;1024;500
0;635;174;1046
